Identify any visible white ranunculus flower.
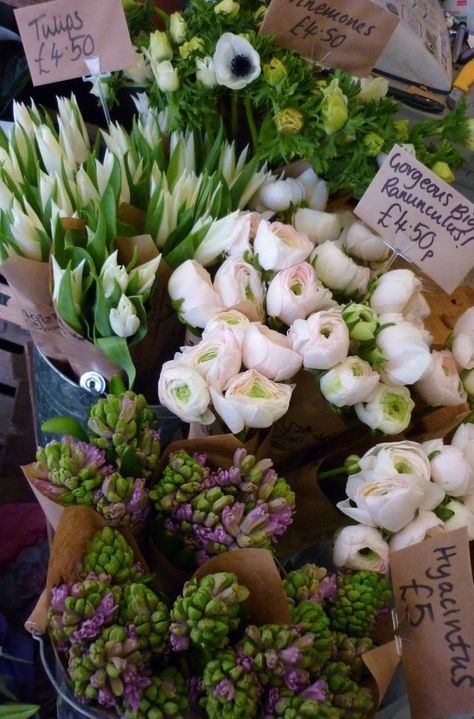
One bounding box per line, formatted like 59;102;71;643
320;357;380;407
150;60;180;92
333;525;389;573
451;422;474;471
109;295;140;338
461;368;474;396
193;211;243;266
128;254;162;295
242;323;302;381
158;360;215;424
355;383;414;435
369;269;426;318
390;511;445;552
344;265;372;296
293;208;341;244
124;50;153;84
340;221;388;262
168;260;224;329
202;309;250;348
451;307;474;370
196;57;217;87
266;263;332;326
100;251;129;299
10;199;44;261
429;445;474;497
295;168;328;210
311;241;369;295
288;309;349;370
355;76;389;102
258;178;305;212
377;321;432;385
213;33;261;90
444;500;474;540
36;125;75;177
254;220;313;270
210;369;294;433
169;12;188;45
360;441;431;483
415;350;467;407
176;326;242;391
214;256;265;322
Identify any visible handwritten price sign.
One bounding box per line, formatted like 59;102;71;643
14;0;135;86
260;0;399;76
355;146;474;294
390;529;474;719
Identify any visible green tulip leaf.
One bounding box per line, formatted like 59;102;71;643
0;704;40;719
96;336;135;388
41;416;89;442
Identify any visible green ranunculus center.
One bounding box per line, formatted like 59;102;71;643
382;392;408;419
290;283;302;295
173;384;191;403
199;350;218;363
248;383;273;399
320;327;331;338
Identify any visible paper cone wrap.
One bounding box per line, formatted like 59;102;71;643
22;463;65;530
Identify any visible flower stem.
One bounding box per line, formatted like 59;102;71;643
231;93;239;139
153;6;170;28
244;95;258;150
317;466;347;480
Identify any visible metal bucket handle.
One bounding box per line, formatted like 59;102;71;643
32;632;109;719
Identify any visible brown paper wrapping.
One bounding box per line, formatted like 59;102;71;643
22;464;65;530
363;641;401;708
56;314;123;380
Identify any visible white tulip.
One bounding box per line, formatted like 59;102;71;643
225;212;255;258
10;199;44;261
242;323;302;381
444;499;474;540
293;208;341;244
57;98;90;166
12;100;39;137
415;350;467;407
266;263;332;326
320;357;380;407
311;241;369;295
429;445;474;497
36;125;75;177
168;260;224;329
128;254;162;295
51;257;85;314
102;122;133;159
340;221;388;262
254;220;313;271
295;168;328;210
369;269;426;318
193;211;243;266
75;166;100;207
213;33;261;90
355;383;415;435
150;60;180;92
158;360;215;424
100;251;129;299
214;256;265;322
258;178;304;212
333;525;389;573
0;148;22;185
390;511;445;552
210;369;294;433
288;308;349;370
196;57;217;87
360;441;432;483
148;30;173;62
124;50;153;84
451;422;474;471
355;76;389;102
109;295;140;338
0;177;14;211
377;321;432;385
202;309;250;348
451;307;474;370
176;326;242;391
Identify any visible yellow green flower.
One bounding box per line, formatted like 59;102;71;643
179;36;205;59
263;57;287;86
363;132;384;156
274;108;304;134
320;79;348;135
214;0;240;17
393;119;409;142
431;161;455;183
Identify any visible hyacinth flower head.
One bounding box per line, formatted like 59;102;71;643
330;633;374;682
169;572;249;651
119;583;170;654
329;571;392;638
284;564;337;607
122;666;190;719
68;624;150;710
322;661;374;718
94;474;150;527
35;437;111;505
150;449;209;512
83;527;144;585
290;601;332;670
201;649;261;719
270;683;340;719
48;576;120;649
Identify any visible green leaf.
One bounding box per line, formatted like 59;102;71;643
0;704;40;719
120;444;143;478
164;219;212;268
166;140;183;191
96;337;135;388
56;266;83;335
41;416;89;441
94;282;113;337
230;157;259;207
110;374;127;396
202;123;224;175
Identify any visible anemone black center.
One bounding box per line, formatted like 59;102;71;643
230;54;252;77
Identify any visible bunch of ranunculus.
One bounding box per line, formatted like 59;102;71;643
162;223;444;435
25;389;161;527
149;446;295;565
332;423;474;573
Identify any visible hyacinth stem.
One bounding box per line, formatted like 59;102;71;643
245;96;258;150
231;94;239;140
110;374;127;397
318;466;346;480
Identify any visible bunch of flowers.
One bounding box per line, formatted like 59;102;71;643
112;0;474;197
0;95;270;383
332;421;474;573
149;446;295;565
159;201;450;435
26;388;160;526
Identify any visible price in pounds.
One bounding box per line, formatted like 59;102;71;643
35;33;95;75
289;16;347;47
377;201;436;261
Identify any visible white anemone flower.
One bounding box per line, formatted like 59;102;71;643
213;33;261;90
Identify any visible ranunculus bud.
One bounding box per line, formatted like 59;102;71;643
288;309;350;370
452;307;474;370
320;356;380;407
293;208;341;244
355;383;414;435
158;360;215;424
242;323;302;381
168;260;224;329
254;220;313;271
333;525;389;573
266;263;332;326
274;108;304;134
214;256;265;322
415;350;467;406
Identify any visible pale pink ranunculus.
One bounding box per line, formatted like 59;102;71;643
168;260;224;329
320;356;380;407
444;499;474;540
377;320;432;386
254;220;313;271
202;309;250;348
266;262;332;326
389;511;446;552
293;208;341;244
311;241;369;295
210;369;294;433
340;221;388;262
288;308;349;370
241;323;302;381
158;360;215;424
429;445;474;497
451;422;474;472
369;269;426;318
175;326;242;391
333;525;389;573
452;307;474;370
213;256;265;322
415;350;467;407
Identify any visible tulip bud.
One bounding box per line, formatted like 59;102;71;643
109;295;140;338
196;57;217;87
148;30;173;61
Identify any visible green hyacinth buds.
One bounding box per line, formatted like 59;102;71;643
201;649;260;719
83;527;140;585
329;571;391;637
120;583;170;654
